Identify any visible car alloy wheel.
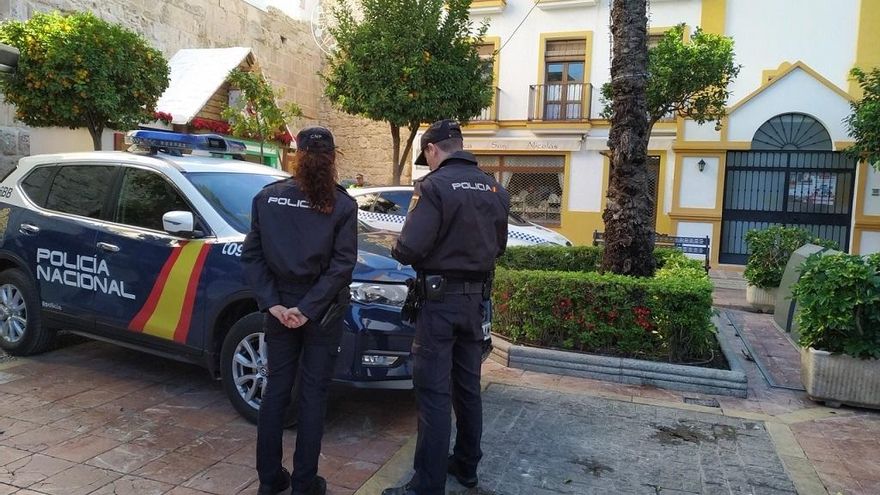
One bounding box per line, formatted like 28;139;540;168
0;283;27;345
231;331;267;410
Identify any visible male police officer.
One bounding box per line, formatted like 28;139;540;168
384;120;509;495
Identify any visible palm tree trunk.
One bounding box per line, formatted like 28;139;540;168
602;0;656;277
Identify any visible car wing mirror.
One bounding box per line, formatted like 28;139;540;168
163;211;197;238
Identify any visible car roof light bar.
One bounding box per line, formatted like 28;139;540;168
125;130;247;156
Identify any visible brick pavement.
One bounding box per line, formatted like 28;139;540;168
0;344;415;495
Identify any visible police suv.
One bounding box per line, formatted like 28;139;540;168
0;131;487;423
350;186;573;246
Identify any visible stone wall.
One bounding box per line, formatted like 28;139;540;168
321;104;405;186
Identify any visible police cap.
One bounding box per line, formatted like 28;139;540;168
415;119;462;165
296;126;336;152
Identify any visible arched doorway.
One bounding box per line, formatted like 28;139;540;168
719;113;856;264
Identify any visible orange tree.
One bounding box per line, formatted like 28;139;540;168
0;11;169;150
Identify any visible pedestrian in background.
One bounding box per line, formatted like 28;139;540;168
384;119;510;495
242;127;358;495
348;173;366;188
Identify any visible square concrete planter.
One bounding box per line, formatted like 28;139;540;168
746;285;777;313
801;347;880;409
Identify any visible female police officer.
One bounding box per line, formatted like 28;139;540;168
242;127;357;495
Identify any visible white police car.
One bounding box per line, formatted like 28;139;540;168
0;131;473;424
349;186;573;246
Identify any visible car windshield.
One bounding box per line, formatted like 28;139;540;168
186;172;286;233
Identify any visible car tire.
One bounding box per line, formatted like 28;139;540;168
220;312;299;427
0;268;53;356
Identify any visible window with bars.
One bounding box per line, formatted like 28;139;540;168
473;43;498;121
475;155;565;225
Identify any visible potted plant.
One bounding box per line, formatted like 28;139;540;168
743;226;837;312
792;253;880;409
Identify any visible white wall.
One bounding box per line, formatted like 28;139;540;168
30;128;116;155
862;166;880;216
684;120;720;141
859;231;880;255
473;0;702;121
679;156;719;209
568;149;604;212
726;68;852;142
725;0;859;106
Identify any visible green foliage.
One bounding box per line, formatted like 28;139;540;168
743;226;839;289
846;67;880;166
493;247;715;363
323;0;493;183
493;261;715;363
0;11;169;149
497;245;687;273
221;69;301;154
600;24;740;130
792;253;880;359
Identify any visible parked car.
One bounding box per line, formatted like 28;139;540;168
349;186;573;246
0;131;490;424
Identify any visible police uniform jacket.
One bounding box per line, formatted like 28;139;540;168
391;151;509;278
241;179;358;322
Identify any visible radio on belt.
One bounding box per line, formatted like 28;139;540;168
125;130;247;157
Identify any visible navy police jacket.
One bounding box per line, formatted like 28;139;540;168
392;151;510;278
241;178;358;321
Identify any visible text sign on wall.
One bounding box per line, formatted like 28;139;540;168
463;138;583;152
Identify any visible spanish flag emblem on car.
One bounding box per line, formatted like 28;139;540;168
128;241;211;343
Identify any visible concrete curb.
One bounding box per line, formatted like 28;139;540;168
489;324;748;398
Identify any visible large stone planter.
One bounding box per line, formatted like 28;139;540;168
746;285;777;313
801;347;880;409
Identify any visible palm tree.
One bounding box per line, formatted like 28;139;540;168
602;0;655;276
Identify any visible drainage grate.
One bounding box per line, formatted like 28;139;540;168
683;397;720;408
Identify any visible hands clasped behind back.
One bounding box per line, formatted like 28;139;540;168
268;305;310;329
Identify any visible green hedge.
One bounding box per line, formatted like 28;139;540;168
792;253;880;359
743;226;839;288
498;245;685;272
492;249;716;363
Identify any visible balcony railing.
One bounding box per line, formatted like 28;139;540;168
469;87;500;122
528;82;592;122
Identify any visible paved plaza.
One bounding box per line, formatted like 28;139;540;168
0;272;879;494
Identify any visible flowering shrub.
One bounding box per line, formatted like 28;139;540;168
493;249;716;363
153;111;173;124
190;117;231;135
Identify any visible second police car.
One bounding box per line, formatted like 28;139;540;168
0;131;490;424
350;186;573;246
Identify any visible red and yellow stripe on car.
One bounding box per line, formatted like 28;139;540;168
129;241;211;343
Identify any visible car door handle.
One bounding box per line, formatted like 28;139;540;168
96;242;120;253
19;223;39;235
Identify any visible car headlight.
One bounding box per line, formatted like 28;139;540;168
349;282;409;307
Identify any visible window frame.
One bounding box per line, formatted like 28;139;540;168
536;31;593;122
34;163;121;221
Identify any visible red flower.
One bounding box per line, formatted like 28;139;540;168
153;111;173;124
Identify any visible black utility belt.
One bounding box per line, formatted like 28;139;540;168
419;274;490;300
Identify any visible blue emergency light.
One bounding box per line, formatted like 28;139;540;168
125;130;247;156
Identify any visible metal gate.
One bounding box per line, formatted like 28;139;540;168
719;150;857;264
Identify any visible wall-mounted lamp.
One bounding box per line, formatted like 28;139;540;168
697;159;707;172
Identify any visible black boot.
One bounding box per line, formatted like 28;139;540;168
448;455;478;488
381;482;417;495
292;475;326;495
257;467;290;495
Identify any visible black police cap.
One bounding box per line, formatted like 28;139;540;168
415;119;462;165
296;126;336;152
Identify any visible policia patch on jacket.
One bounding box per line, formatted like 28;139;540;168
408;182;422;212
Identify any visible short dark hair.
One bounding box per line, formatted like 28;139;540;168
434;137;463;154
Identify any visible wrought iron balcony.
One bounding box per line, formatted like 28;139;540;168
528;82;592;122
469;87;500;122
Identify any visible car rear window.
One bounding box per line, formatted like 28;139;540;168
20;166;56;207
44;165;116;218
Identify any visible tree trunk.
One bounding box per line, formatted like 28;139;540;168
390;124;402;185
399;123;420;183
602;0;655;277
88;123;103;151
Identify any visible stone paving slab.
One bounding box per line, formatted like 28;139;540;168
474;383;795;495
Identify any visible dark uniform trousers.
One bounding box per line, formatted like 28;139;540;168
411;293;485;495
256;313;339;492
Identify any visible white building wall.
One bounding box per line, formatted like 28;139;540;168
725;0;859;105
473;1;702;122
726;68;852;142
679;156;719;209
